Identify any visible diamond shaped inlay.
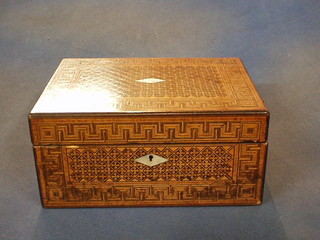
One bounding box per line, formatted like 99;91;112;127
136;78;166;84
135;154;169;167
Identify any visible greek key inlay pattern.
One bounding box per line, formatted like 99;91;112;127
31;116;266;145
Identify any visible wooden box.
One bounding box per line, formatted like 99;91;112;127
29;58;269;208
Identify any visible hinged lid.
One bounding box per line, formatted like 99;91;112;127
30;58;267;114
29;58;269;146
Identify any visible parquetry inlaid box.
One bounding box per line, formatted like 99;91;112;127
29;58;269;208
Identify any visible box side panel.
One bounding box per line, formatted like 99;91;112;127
30;114;268;146
33;146;54;207
34;143;267;208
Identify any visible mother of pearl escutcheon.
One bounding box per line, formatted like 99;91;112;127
135;154;169;167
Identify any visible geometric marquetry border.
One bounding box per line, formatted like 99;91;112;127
30;114;268;145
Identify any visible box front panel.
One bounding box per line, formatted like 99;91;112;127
34;143;267;207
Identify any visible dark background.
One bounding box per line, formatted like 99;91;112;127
0;1;319;239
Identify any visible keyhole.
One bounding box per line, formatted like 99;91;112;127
149;155;153;161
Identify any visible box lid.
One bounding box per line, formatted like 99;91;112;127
31;58;267;115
